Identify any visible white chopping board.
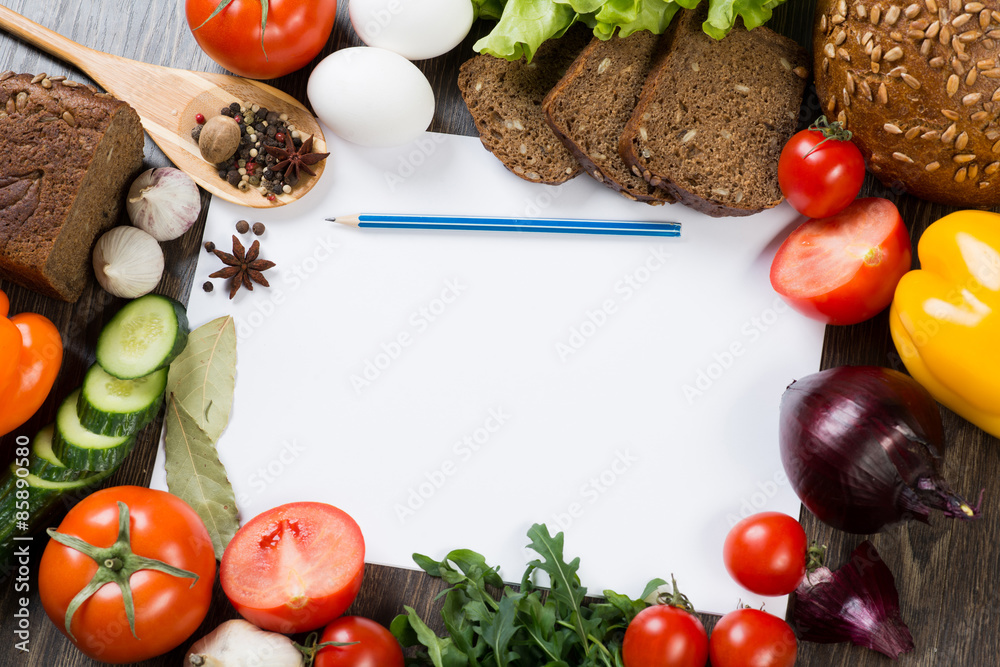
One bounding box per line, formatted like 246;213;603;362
150;130;825;616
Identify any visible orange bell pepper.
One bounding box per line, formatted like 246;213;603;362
0;289;63;437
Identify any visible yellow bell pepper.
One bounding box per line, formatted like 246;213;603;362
890;211;1000;438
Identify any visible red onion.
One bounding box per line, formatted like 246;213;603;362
779;366;981;534
790;540;913;659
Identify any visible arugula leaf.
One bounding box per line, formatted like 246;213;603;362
394;524;677;667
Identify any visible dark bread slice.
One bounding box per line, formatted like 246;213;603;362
0;73;144;301
619;10;809;217
457;27;591;185
543;31;675;205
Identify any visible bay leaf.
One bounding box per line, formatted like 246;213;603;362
163;393;239;559
166;315;236;442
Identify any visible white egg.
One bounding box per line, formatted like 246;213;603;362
349;0;474;60
307;47;436;148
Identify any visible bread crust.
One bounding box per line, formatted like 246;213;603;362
0;73;144;302
813;0;1000;207
457;28;590;186
620;9;810;217
543;32;675;205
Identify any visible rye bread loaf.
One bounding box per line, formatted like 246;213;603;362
0;72;144;302
813;0;1000;207
620;9;810;216
457;27;591;184
543;31;675;204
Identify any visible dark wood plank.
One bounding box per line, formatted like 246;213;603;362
0;0;997;665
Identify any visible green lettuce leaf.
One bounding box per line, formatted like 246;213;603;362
702;0;783;38
472;0;580;61
471;0;789;59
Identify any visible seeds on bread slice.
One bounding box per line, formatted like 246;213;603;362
457;26;591;185
619;9;810;217
543;31;675;205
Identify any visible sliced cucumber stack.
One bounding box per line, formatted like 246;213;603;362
96;294;189;380
27;424;86;482
53;390;136;471
77;363;168;437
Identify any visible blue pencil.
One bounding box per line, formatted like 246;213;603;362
328;213;681;237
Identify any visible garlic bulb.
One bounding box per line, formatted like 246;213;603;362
126;167;201;241
92;226;164;298
185;619;305;667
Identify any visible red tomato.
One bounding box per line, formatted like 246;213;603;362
778;117;865;219
38;487;216;664
770;197;912;326
723;512;807;597
622;604;709;667
314;616;405;667
709;608;798;667
185;0;338;79
0;312;63;437
221;501;365;633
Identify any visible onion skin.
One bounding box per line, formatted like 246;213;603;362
790;540;914;659
779;366;981;534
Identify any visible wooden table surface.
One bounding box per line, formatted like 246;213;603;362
0;0;996;665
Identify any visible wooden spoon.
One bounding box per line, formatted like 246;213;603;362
0;6;327;208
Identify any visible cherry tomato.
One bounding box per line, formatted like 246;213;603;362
723;512;807;597
709;608;798;667
314;616;405;667
221;501;365;633
770;197;912;326
0;312;63;437
778;117;865;220
185;0;338;79
622;603;709;667
38;487;216;664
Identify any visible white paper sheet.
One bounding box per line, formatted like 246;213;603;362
150;130;825;615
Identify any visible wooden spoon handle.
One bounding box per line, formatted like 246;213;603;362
0;6;112;82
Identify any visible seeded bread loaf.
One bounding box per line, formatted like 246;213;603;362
813;0;1000;207
543;31;675;205
620;9;810;216
457;27;591;184
0;72;144;302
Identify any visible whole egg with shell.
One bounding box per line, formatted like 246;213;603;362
348;0;474;60
307;46;435;147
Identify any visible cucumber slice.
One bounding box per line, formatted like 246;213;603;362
77;364;167;437
53;390;135;471
0;462;113;565
28;424;86;482
96;294;189;379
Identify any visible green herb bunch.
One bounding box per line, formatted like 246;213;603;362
391;523;667;667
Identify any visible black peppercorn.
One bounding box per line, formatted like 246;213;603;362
226;170;241;187
236;219;250;234
190;126;202;142
228;102;241;114
220;106;233;116
252;222;265;235
203;281;214;293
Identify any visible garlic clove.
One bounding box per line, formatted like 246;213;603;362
126;167;202;241
92;226;164;299
185;619;305;667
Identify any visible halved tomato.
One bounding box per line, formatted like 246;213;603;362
770;198;912;326
220;501;365;634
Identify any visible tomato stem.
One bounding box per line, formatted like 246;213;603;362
45;501;200;643
654;574;697;613
192;0;270;63
803;116;854;158
292;631;359;667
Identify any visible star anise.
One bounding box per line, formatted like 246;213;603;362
209;235;276;299
264;133;329;185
